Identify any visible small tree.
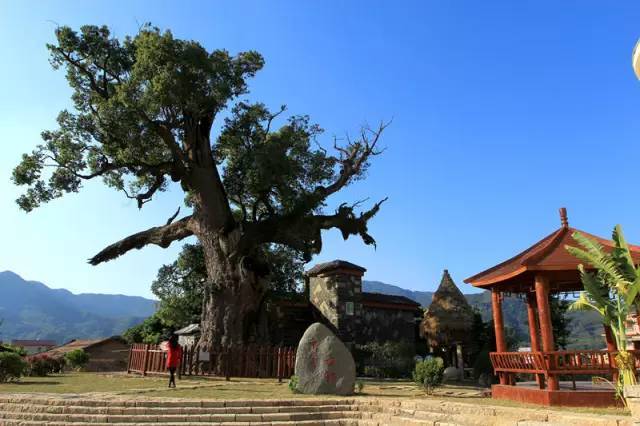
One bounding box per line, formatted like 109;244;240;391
566;225;640;399
413;357;444;395
64;349;90;371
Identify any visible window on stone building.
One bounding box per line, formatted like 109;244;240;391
345;301;354;315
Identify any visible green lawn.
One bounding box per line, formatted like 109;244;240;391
0;373;422;399
0;372;213;394
0;373;629;417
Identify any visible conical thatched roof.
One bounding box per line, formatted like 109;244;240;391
421;270;474;347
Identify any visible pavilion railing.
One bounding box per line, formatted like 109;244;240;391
491;350;640;377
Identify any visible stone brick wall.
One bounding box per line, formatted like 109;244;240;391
309;271;363;345
358;306;417;346
85;340;130;372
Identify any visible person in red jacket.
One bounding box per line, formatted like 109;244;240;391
166;334;182;388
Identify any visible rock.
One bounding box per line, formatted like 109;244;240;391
294;322;355;395
478;373;490;388
443;366;461;381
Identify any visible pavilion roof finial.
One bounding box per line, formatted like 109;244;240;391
559;207;568;228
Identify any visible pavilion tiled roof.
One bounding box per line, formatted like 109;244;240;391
465;208;640;288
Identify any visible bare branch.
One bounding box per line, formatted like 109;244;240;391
127;175;165;209
88;215;194;265
166;207;181;225
293;121;390;213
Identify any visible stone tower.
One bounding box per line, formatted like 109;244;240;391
305;260;365;345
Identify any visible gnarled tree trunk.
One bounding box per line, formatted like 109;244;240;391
196;226;267;350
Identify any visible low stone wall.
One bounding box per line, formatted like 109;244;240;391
360;398;632;425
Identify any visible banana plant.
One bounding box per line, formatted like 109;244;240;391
566;225;640;399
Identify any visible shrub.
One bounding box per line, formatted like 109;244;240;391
0;344;27;356
363;365;384;378
27;354;64;376
413;357;444;394
0;352;27;382
354;380;365;394
472;348;493;379
65;349;90;370
357;340;415;378
288;375;300;393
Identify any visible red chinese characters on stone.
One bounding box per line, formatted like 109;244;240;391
324;371;337;384
310;338;319;369
308;339;338;385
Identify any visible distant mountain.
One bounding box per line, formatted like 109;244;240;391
363;280;602;349
0;271;156;344
363;280;434;306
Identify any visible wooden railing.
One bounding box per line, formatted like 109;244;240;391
490;351;547;374
491;350;640;376
127;343;296;380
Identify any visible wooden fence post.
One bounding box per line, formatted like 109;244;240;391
142;344;150;376
277;347;283;383
126;345;133;374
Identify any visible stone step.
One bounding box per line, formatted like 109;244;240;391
0;396;355;408
0;420;360;426
0;402;357;415
359;417;435;426
0;409;362;424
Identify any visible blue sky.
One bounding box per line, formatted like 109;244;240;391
2;1;640;298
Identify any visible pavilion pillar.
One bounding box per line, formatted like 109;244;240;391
535;274;559;391
526;293;540;352
526;293;544;387
491;288;508;385
604;325;619;383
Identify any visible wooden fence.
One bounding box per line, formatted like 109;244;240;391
127;343;296;380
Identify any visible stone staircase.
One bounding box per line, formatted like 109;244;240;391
0;396;364;426
0;395;634;425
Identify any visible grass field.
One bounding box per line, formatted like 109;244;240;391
0;373;629;417
0;373;423;398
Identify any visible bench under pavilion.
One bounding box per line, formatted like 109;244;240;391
464;208;640;407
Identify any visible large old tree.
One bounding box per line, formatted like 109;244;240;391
12;25;387;348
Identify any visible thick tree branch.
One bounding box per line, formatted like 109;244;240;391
88;215;194;265
239;197;387;261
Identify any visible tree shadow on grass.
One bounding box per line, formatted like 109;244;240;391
10;381;61;386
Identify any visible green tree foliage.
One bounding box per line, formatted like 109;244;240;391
151;244;207;329
64;349;90;370
357;340;415;378
0;344;27;356
122;314;167;344
150;243;305;329
566;225;640;398
12;24;386;347
550;295;572;350
0;352;27;382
